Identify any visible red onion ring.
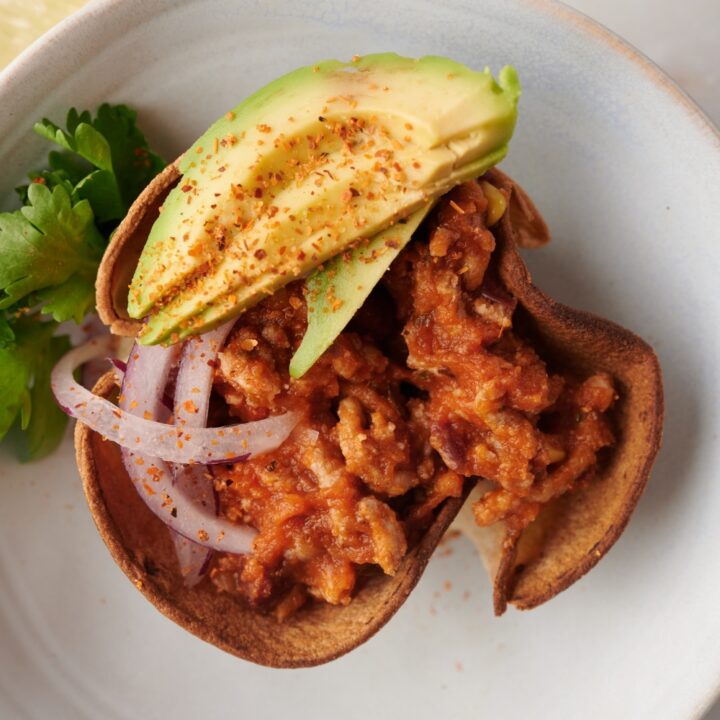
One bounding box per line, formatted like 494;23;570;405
170;321;236;585
51;337;299;464
51;336;300;553
117;340;255;555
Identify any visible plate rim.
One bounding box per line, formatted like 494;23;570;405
1;0;718;148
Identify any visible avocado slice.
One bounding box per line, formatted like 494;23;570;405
289;202;432;378
129;54;520;343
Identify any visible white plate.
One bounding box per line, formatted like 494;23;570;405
1;1;719;718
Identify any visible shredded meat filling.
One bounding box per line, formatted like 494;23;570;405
209;180;616;616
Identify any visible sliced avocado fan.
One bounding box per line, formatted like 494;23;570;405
129;53;521;344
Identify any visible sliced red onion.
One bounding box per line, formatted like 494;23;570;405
170;464;219;585
109;357;127;373
118;339;256;555
51;338;299;464
108;358;126;390
170;321;236;585
174;321;236;428
172;528;216;585
52;336;300;555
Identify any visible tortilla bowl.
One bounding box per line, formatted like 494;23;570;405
76;169;662;665
75;382;469;668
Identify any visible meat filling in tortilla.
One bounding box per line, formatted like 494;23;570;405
209;180;616;618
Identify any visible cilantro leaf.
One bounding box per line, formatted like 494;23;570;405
65;107;92;135
91;103;164;208
0;313;14;347
0;319;50;435
33;274;96;323
34;103;163;218
0;319;70;461
0;182;103;310
0;340;30;438
1;102;164;463
74;169;125;223
16;172;75;205
48;150;93;185
12;333;71;462
34;115;113;170
33;117;76;153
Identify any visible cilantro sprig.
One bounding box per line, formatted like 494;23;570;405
1;104;164;462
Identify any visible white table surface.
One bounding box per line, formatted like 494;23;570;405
562;2;720;718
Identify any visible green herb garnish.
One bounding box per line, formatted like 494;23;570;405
0;104;164;461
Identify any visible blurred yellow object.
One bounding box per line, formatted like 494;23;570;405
0;0;90;69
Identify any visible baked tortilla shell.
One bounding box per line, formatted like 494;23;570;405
455;169;664;614
95;160;181;337
75;378;468;668
81;166;662;662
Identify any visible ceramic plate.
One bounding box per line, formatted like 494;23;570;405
1;1;719;718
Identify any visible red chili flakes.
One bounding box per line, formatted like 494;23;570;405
183;400;199;414
197;530;210;542
341;187;360;203
254;248;267;260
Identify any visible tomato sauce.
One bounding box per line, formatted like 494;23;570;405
210;180;615;617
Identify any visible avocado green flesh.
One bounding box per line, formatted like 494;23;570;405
129;54;520;343
288;203;432;378
139;144;508;343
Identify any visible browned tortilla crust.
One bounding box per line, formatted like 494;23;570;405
95;160;181;336
486;169;664;611
80;165;663;663
76;374;468;668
